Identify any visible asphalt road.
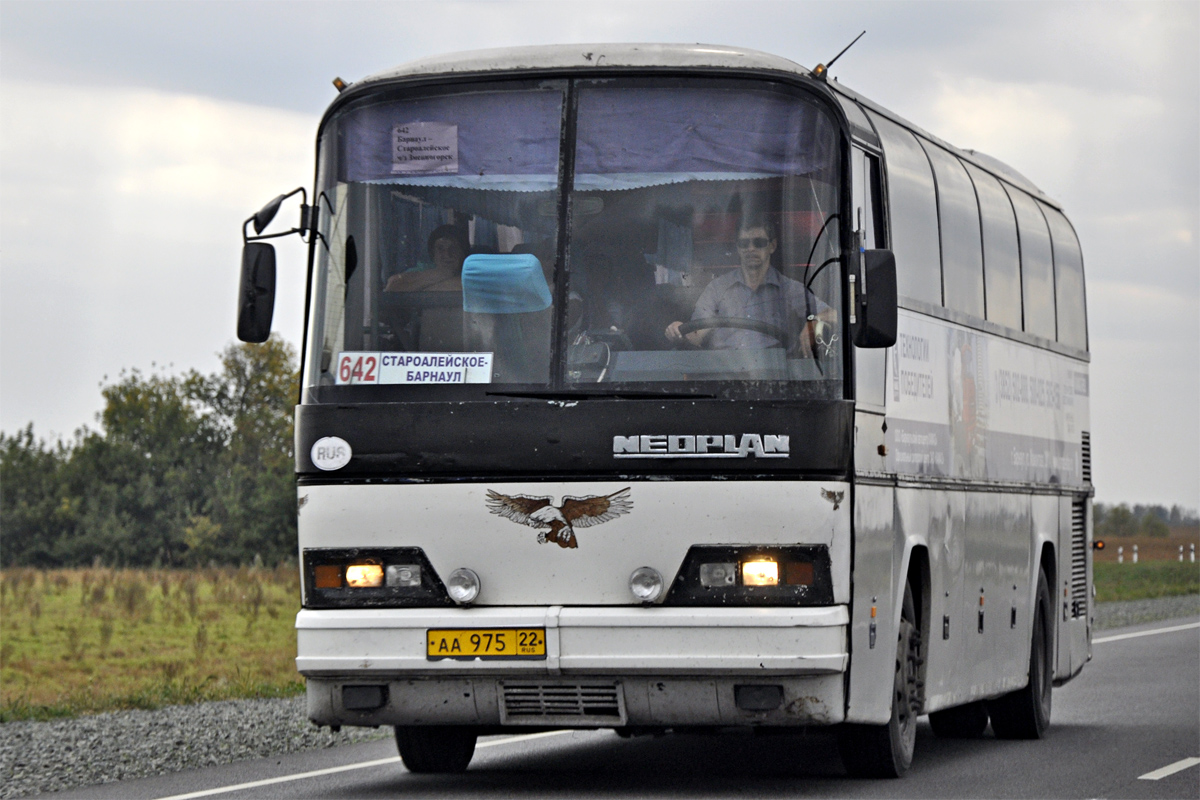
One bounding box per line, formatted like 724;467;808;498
47;616;1199;800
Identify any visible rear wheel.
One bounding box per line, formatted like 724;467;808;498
394;726;477;773
838;581;921;778
929;701;989;738
988;568;1053;739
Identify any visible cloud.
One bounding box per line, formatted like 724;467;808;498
0;80;317;438
0;1;1196;506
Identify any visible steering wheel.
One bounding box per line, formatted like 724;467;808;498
677;317;788;347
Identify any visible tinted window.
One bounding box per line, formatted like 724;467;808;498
1008;188;1056;339
565;81;844;393
923;142;984;318
837;95;875;141
308;84;566;391
867;111;941;305
964;164;1022;330
1043;205;1088;349
852;147;884;249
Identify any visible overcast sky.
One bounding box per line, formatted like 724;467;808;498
1;1;1196;508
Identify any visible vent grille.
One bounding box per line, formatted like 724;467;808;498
1071;499;1088;618
501;682;624;725
1081;432;1091;483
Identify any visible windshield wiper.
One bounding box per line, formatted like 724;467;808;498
486;390;716;401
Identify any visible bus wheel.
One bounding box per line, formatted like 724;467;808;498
838;581;920;778
987;569;1052;739
394;726;477;773
929;701;988;738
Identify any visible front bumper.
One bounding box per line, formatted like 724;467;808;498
298;605;848;728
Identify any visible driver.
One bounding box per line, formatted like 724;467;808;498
664;217;835;353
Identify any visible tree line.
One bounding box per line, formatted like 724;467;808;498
1094;502;1198;539
1;338;297;568
2;338;1197;567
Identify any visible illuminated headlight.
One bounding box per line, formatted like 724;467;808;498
345;563;384;588
386;564;421;587
742;560;779;586
699;563;737;587
302;548;453;609
446;568;481;605
662;545;834;606
629;566;665;603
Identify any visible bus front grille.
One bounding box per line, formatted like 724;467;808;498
500;682;624;725
1071;499;1088;618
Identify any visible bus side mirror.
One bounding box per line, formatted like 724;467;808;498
237;242;276;343
853;249;897;348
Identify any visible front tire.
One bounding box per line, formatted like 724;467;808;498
838;581;921;778
987;568;1053;739
394;726;477;773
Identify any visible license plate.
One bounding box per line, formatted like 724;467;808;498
426;628;546;660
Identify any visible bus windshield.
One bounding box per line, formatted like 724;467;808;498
306;78;843;400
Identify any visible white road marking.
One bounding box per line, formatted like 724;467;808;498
1092;621;1199;644
151;729;577;800
1138;757;1200;781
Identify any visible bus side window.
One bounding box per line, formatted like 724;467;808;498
964;163;1022;331
922;141;984;318
851;146;886;250
866;111;941;306
1042;204;1088;350
1008;188;1057;340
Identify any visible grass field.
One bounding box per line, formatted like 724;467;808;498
1093;561;1200;603
2;556;1197;722
0;566;303;721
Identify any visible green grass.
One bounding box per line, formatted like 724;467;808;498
1;566;304;722
4;560;1195;722
1093;561;1200;603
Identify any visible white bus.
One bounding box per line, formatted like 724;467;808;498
238;44;1093;778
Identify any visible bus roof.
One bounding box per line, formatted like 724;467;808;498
351;43;1056;207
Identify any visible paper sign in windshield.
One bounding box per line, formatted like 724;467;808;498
392;122;458;174
335;352;493;385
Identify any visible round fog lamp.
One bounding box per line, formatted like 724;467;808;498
629;566;664;603
446;568;481;605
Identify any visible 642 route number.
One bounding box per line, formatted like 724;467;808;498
336;353;378;385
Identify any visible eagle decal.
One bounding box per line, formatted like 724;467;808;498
820;488;844;510
485;488;633;549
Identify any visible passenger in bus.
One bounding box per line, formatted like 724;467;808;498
664;218;835;354
384;225;469;292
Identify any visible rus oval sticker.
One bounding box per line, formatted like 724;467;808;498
311;436;352;471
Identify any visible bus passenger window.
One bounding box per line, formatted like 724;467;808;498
965;164;1022;331
1008;188;1057;340
866;111;941;306
1042;205;1088;350
922;142;984;319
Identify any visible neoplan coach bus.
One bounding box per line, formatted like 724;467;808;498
237;44;1093;778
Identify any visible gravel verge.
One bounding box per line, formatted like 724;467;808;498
1093;593;1199;630
2;595;1195;798
0;696;387;799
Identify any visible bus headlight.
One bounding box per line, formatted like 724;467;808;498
699;562;736;587
446;568;481;605
742;560;779;586
629;566;665;603
345;563;384;588
303;548;453;609
664;545;834;606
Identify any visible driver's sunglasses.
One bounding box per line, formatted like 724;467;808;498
736;236;771;250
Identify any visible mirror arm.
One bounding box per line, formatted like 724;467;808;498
242;187;309;243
